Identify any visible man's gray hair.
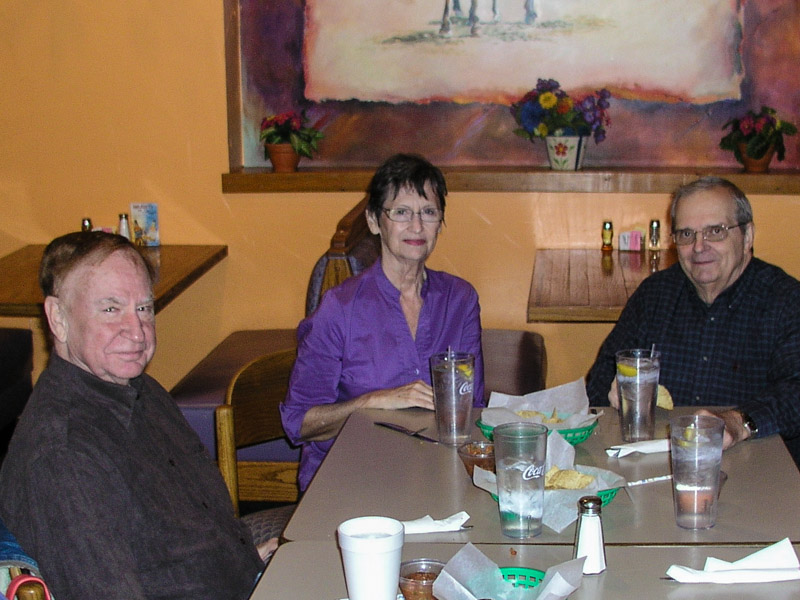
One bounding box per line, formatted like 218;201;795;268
39;231;154;298
669;176;753;232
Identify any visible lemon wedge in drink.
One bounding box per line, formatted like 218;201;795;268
657;385;673;409
616;363;638;377
457;363;473;378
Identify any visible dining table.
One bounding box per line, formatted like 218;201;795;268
283;406;800;546
250;540;800;600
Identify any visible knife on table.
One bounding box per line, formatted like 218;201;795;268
374;421;439;444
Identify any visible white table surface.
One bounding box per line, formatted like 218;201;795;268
283;406;800;545
251;541;800;600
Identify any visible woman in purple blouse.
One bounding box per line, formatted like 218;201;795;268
280;154;485;491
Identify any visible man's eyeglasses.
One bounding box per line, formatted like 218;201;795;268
383;207;442;223
672;222;749;246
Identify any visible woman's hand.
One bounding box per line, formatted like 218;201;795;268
300;380;434;441
363;380;435;411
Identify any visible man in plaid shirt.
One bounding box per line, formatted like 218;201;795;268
587;176;800;467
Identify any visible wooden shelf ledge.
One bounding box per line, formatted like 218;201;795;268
223;167;800;195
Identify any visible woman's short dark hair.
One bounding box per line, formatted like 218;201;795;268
366;154;447;222
39;231;154;297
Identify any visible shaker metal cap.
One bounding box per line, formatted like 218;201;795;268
578;495;603;514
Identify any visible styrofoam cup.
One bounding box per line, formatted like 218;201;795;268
337;516;404;600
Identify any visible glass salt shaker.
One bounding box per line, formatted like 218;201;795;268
118;213;131;240
573;495;607;574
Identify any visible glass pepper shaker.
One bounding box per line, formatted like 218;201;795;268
649;219;661;250
602;221;613;251
573;495;607;574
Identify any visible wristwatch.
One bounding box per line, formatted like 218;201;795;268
740;411;758;438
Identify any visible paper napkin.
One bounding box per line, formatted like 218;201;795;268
402;511;470;534
605;438;670;458
666;538;800;584
483;378;600;431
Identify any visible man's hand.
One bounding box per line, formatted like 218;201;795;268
257;537;279;562
695;408;751;450
607;378;620;409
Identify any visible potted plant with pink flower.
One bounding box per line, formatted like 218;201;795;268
511;79;611;170
719;106;796;172
259;110;323;172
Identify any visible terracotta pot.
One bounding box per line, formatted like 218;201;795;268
265;143;300;173
545;136;587;170
737;143;775;173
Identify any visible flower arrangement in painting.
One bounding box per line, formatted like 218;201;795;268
512;79;611;144
259;111;323;159
719;106;797;164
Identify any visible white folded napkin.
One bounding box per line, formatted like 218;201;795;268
402;511;470;534
606;438;669;458
666;538;800;584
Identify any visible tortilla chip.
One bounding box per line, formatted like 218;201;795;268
657;385;673;410
516;409;545;419
542;408;563;424
545;466;595;490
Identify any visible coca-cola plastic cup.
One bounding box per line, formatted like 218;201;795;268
429;351;474;446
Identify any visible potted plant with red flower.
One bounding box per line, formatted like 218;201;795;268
259;111;323;172
512;79;610;170
719;106;797;172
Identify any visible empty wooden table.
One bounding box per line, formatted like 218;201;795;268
0;244;228;317
528;248;677;322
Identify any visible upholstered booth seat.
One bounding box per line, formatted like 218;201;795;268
172;327;545;463
171;330;299;463
0;328;34;458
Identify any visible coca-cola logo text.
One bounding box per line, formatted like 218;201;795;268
522;464;545;480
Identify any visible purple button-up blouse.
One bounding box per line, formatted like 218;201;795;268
280;260;484;490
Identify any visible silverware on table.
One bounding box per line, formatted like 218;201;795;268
626;474;673;487
374;421;439;444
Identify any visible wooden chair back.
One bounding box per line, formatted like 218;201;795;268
305;197;381;315
215;347;299;516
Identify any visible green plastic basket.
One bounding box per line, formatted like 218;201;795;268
491;486;619;506
500;566;546;589
477;419;597;446
597;486;621;506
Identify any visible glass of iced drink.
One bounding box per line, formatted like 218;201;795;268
493;422;548;538
430;351;474;446
615;349;660;442
670;414;725;529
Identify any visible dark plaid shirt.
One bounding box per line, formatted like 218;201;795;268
586;258;800;463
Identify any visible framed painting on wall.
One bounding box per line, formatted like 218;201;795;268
225;0;800;170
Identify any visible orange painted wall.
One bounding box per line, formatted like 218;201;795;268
3;2;800;391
